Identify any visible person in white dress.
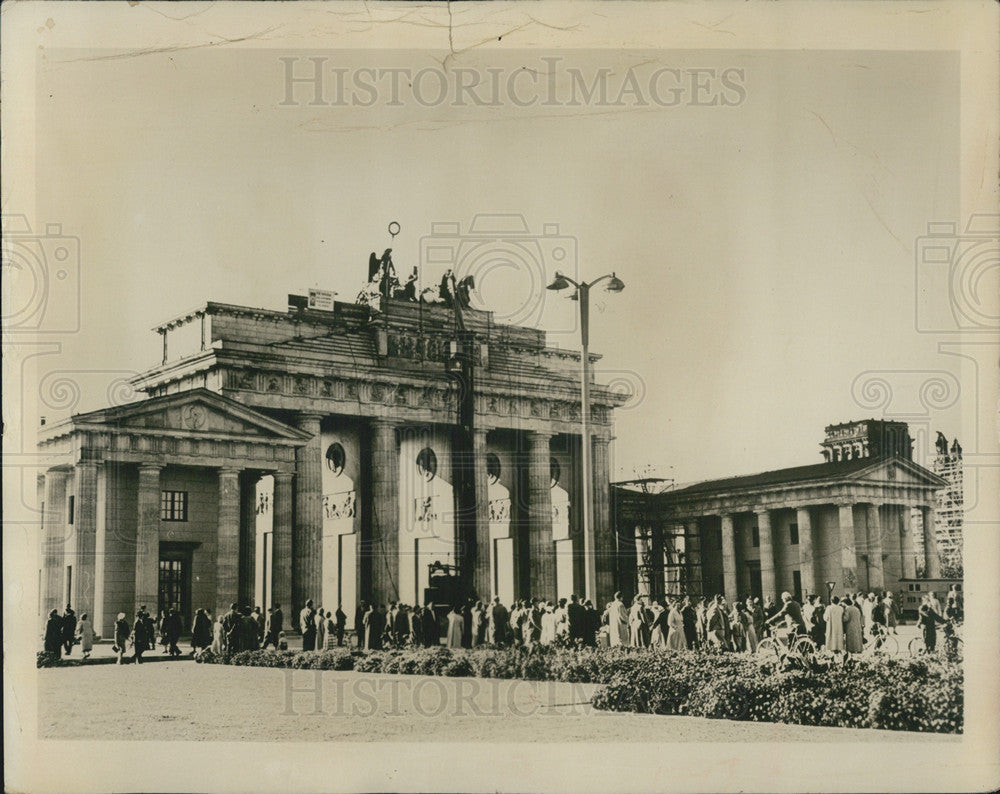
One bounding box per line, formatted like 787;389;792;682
824;596;846;652
446;606;464;649
666;599;686;651
76;612;96;659
603;592;630;647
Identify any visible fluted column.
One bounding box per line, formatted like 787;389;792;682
134;465;162;613
238;471;259;608
921;504;941;578
756;509;776;600
866;503;885;590
796;507;817;598
271;472;294;613
472;428;491;600
369;419;399;605
720;514;738;602
215;468;242;617
293;413;323;614
901;506;917;579
592;436;615;606
70;460;100;615
42;470;69;612
527;431;555;601
838;503;859;593
684;520;700;596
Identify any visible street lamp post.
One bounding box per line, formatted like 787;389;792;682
546;270;625;604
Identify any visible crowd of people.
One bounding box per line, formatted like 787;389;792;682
42;583;963;662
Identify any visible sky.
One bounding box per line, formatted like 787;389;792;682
17;35;974;484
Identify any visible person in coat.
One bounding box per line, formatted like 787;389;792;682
164;609;183;656
363;604;384;650
335;605;347;646
666;599;687;651
810;604;826;649
132;611;151;663
76;612;96;659
489;597;510;646
706;595;731;649
649;601;667;648
354;601;367;649
191;608;213;652
62;606;78;655
824;596;845;652
883;593;898;634
583;600;600;647
603;592;630;647
918;596;948;652
843;596;864;654
314;605;326;651
422;603;439;647
446;605;464;649
681;597;698;649
300;600;317;651
44;609;63;656
113;612;131;664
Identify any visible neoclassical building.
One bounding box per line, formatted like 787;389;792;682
37;297;626;636
613;420;948;603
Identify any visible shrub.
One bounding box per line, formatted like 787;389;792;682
187;640;962;734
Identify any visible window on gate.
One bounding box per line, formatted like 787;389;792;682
751;526;760;548
159;559;184;614
792;570;802;602
789;523;799;545
160;491;188;521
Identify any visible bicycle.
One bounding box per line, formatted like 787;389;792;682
864;623;898;656
756;624;816;665
909;620;962;660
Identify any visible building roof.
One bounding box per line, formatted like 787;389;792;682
657;455;946;500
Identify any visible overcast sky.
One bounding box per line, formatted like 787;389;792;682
23;36;971;483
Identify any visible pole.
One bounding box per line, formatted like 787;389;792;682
579;283;597;604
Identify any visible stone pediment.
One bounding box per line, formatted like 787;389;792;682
76;389;311;442
846;458;947;488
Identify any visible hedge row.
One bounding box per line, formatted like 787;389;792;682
194;645;962;734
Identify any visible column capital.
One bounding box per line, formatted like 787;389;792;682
273;470;295;483
138;463;163;476
369;417;399;430
526;430;553;443
591;434;611;447
218;466;243;477
754;507;771;519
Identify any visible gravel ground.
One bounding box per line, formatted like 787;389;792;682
38;659;957;743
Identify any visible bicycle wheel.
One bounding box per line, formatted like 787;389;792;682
875;634;898;655
944;636;963;661
908;636;926;657
756;637;780;658
793;636;817;659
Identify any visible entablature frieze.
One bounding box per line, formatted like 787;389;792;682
39;428;299;471
219;366;617;431
629;482;941;523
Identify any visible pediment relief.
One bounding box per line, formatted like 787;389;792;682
93;390;310;442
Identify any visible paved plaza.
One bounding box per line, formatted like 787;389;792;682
38;633;955;745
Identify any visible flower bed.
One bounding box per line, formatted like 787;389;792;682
193;644;962;734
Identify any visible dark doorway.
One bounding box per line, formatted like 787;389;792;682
159;542;197;627
747;561;762;602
